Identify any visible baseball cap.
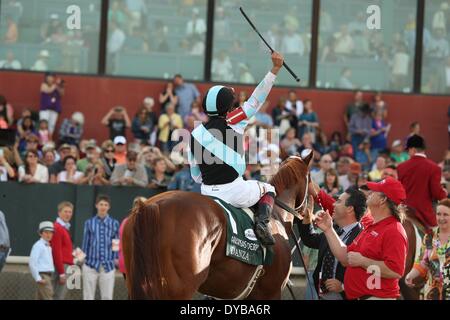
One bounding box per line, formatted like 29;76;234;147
405;135;426;150
366;177;406;205
391;139;402;148
114;136;127;145
85;142;97;150
39;221;54;233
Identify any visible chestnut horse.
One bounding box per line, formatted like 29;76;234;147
400;209;426;300
122;154;312;299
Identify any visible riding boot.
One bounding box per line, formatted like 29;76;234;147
254;192;276;246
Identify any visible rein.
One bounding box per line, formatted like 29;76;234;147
273;172;318;300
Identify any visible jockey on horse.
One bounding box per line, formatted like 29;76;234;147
188;51;285;246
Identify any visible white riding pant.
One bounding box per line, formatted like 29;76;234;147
201;177;275;208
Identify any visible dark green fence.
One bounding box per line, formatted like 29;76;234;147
0;182;160;256
0;182;308;271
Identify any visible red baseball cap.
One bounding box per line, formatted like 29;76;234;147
366;177;406;205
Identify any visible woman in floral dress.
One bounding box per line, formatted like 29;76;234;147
405;199;450;300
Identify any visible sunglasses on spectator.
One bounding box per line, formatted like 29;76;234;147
104;149;115;153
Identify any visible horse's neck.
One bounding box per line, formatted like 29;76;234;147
274;190;295;225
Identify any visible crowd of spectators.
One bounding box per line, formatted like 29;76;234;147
1;70;449;206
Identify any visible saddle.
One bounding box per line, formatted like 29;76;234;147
209;196;273;266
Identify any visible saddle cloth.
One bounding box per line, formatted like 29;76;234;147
209;196;273;266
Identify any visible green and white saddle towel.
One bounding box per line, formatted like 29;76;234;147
209;196;273;266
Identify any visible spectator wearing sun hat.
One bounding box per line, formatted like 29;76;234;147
315;177;408;300
29;221;55;300
76;142;100;174
398;135;447;230
110;151;148;187
58;112;84;146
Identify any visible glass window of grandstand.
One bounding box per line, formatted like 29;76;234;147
106;0;207;80
0;0;101;73
212;0;312;86
421;0;450;94
317;0;417;93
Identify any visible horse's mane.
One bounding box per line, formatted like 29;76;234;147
269;157;307;196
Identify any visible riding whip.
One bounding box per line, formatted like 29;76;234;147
239;7;301;83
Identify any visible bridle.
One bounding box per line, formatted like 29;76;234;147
273;156;310;219
271;156;318;299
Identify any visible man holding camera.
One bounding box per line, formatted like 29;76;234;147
40;72;65;136
101;106;131;141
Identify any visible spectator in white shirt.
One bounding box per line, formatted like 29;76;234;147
427;28;449;60
18;150;49;183
311;154;334;185
108;21;126;54
281;27;305;56
31;50;50;72
333;25;354;56
285;90;304;118
29;221;55;300
57;155;84;184
186;8;206;37
0;51;21;70
0;153;15;181
212;50;234;81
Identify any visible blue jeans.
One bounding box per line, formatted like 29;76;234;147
0;250;7;272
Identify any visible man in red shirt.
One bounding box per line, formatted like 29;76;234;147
315;177;408;300
398;135;447;230
51;201;74;300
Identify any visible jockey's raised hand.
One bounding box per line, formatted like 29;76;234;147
271;52;284;75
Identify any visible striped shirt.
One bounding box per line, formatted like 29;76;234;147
82;214;119;273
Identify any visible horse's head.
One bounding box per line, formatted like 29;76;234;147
270;149;313;220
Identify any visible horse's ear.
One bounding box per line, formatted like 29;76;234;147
301;149;313;166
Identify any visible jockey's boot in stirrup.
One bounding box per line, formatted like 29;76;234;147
255;192;276;246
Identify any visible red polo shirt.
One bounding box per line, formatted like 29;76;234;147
344;216;407;300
